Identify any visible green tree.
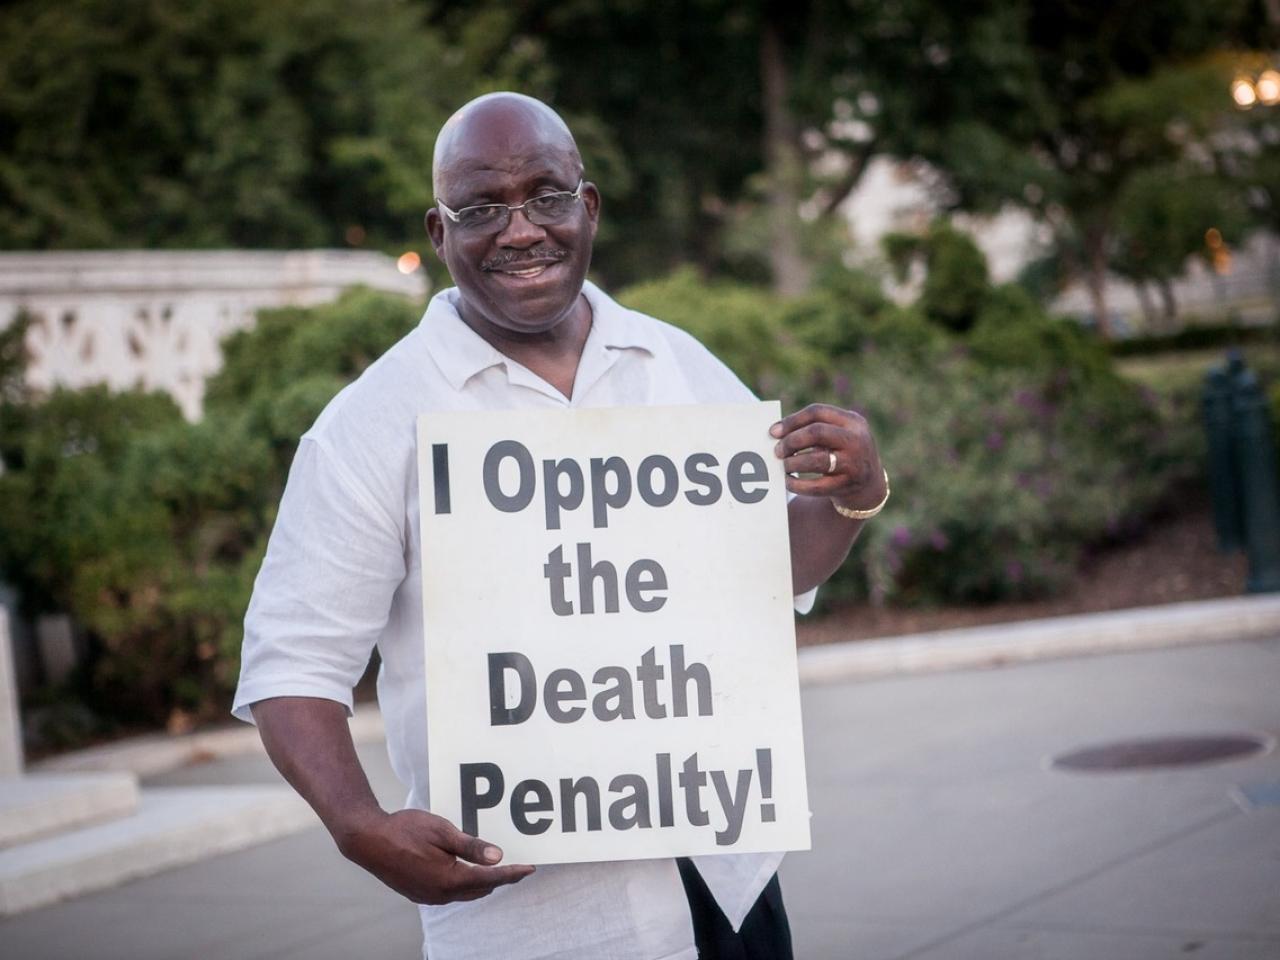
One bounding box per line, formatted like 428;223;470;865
450;0;763;287
840;1;1264;335
1110;165;1253;328
436;1;901;291
0;0;533;251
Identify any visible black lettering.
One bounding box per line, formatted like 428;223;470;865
637;647;667;719
727;451;769;504
670;644;712;717
459;762;504;836
656;753;674;827
544;667;587;723
591;666;636;721
608;774;652;830
637;454;678;507
577;542;619;614
560;777;602;832
679;752;710;826
625;559;668;613
711;768;753;846
757;747;775;822
683;452;722;505
543;458;584;530
543;545;574;616
510;779;554;835
483;441;536;513
589;456;632;528
431;443;451;514
488;653;536;726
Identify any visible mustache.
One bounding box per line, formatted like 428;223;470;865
481;247;568;271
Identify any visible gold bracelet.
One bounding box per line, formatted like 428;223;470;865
832;469;891;520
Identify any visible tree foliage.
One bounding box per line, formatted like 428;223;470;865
2;0;1271;305
841;1;1265;330
0;0;533;251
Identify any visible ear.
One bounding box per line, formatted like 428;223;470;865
582;182;601;238
425;207;446;261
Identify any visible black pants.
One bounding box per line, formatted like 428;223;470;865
676;858;794;960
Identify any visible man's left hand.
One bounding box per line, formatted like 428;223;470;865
770;403;887;514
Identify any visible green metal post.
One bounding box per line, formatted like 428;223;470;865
1230;365;1280;593
1202;358;1244;552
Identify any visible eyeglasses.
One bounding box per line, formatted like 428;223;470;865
436;180;585;234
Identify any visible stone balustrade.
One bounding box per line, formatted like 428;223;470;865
0;250;429;419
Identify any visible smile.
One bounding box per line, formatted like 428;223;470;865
488;260;564;284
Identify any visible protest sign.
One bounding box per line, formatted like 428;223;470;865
417;402;810;864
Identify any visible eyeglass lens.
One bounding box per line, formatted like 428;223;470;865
455;191;579;232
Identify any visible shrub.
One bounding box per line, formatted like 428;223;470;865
0;288;420;727
205;286;419;413
0;386;183;616
782;281;947;364
968;285;1119;391
0;265;1205;727
806;349;1190;606
618;266;809;387
621;265;1194;606
883;222;991;333
619;264;946;394
65;416;274;722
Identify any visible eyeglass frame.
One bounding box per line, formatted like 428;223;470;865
435;179;587;234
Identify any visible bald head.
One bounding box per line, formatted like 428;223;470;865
432;93;581;198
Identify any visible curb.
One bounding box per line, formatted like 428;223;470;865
0;785;316;915
796;594;1280;686
31;596;1280;778
31;704;386;779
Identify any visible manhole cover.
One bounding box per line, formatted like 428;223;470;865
1052;735;1269;772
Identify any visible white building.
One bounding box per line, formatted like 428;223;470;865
841;156;1279;332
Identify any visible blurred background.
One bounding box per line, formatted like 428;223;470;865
0;0;1277;777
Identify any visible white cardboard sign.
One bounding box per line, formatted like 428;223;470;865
417;402;811;864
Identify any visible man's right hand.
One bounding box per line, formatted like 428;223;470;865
251;697;534;907
336;807;535;905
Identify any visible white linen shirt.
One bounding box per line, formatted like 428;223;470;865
233;281;814;960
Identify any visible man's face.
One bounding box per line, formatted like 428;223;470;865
426;113;600;338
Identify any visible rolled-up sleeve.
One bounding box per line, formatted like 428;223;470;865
232;437;406;723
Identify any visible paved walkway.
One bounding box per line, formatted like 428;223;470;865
4;635;1279;959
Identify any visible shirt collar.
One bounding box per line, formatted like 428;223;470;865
419;280;660;392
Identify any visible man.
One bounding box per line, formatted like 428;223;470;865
234;92;888;960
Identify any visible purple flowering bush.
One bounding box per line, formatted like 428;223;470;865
804;348;1190;605
622;266;1199;606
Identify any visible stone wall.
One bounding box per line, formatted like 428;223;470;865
0;250;429;419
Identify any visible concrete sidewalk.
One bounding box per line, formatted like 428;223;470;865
3;629;1278;958
787;632;1280;959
